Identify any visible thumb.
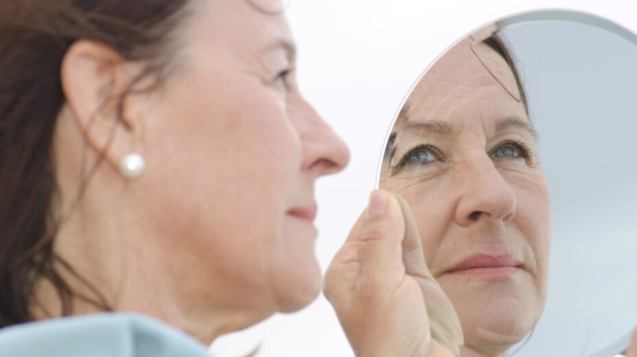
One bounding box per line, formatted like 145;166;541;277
323;190;404;304
357;190;407;280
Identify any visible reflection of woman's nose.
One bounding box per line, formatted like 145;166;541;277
299;99;350;176
454;154;517;227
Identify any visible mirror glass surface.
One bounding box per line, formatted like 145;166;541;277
378;11;637;357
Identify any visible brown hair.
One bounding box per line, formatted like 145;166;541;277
0;0;192;328
483;33;529;115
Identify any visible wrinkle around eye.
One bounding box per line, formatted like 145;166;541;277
386;164;449;192
498;166;547;193
391;159;447;179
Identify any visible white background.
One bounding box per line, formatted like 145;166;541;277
210;1;637;356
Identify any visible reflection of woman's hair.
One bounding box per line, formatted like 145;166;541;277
482;34;529;116
0;0;192;328
383;33;530;166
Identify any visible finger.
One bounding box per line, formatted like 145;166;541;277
427;293;464;357
323;210;367;301
358;190;406;280
393;193;431;279
626;326;637;357
393;192;464;356
324;191;400;300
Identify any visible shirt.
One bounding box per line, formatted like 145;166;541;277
0;313;212;357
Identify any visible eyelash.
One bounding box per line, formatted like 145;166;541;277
392;144;442;175
489;140;533;162
391;140;534;176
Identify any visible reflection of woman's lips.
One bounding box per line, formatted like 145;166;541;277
446;254;522;279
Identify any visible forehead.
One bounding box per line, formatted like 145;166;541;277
400;39;526;131
186;0;294;58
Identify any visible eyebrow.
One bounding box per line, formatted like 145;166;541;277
261;38;297;63
403;121;454;134
398;104;454;135
400;116;538;142
494;116;538;139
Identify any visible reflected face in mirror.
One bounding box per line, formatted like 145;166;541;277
380;37;551;355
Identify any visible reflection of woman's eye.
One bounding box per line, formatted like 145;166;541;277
405;150;434;164
392;144;441;175
489;140;531;161
492;146;519;158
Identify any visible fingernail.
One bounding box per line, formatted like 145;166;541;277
368;190;388;219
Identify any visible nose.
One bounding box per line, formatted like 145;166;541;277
296;98;350;176
454;153;517;227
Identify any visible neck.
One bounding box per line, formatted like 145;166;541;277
37;110;276;344
31;180;271;344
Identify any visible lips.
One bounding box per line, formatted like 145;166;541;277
445;254;522;278
288;204;317;223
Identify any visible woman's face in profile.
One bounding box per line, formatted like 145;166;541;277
128;0;348;314
381;39;551;352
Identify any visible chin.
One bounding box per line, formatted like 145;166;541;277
277;286;321;313
457;295;542;352
442;278;544;352
271;257;323;313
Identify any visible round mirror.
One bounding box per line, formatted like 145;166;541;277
377;10;637;357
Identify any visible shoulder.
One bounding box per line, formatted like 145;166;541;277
0;313;212;357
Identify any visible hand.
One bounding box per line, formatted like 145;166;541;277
324;190;463;357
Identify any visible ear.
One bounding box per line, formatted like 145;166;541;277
60;40;144;175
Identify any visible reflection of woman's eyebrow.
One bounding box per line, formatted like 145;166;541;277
494;116;538;140
402;116;537;140
404;121;453;135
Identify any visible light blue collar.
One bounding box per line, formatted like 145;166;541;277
0;313;212;357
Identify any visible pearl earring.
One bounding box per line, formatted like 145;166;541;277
119;153;145;179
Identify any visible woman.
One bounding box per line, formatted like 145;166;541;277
376;33;550;357
0;0;459;356
0;1;633;356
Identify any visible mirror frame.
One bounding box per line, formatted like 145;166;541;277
373;9;637;357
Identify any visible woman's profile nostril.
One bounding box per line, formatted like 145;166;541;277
469;211;482;221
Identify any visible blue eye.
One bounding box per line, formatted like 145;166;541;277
393;144;441;172
490;140;534;161
405;150;434;164
491;145;520;159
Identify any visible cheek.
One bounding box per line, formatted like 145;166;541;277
137;72;303;288
511;178;551;293
389;179;456;268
